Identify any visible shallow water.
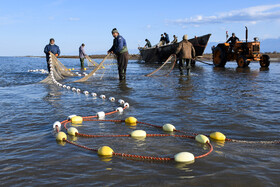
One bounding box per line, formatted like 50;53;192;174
0;57;279;186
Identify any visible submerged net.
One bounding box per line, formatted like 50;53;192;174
145;55;176;77
75;54;116;82
85;56;98;67
40;53;76;84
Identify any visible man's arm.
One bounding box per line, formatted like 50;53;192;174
44;45;49;54
191;45;196;58
57;46;61;56
175;42;182;55
226;37;231;43
82;47;87;56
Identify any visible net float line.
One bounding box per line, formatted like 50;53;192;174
63;138;213;161
60;119;280;145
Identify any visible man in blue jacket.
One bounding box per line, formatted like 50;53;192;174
108;28;129;80
44;38;60;72
164;32;170;44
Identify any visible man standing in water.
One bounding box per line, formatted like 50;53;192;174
108;28;129;80
175;34;195;76
79;43;87;69
44;38;60;72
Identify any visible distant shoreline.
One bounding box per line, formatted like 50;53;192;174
25;52;280;62
25;54;141;60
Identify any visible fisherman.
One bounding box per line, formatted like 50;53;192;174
144;39;152;48
79;43;87;69
44;38;60;72
175;34;196;76
108;28;129;80
159;34;165;46
226;33;239;52
164;32;170;44
171;35;178;44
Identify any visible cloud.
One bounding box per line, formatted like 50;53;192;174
169;4;280;26
68;17;80;21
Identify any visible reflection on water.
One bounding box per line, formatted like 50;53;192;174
0;57;279;186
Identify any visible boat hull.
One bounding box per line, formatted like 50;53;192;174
139;34;211;63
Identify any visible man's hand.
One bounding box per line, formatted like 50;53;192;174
107;51;113;54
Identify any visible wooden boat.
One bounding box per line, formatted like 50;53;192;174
139;34;211;63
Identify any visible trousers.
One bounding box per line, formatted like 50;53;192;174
117;52;129;80
179;58;191;75
80;58;85;69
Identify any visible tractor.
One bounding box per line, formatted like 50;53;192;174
212;27;270;68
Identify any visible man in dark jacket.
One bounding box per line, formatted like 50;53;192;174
159;34;165;46
226;33;239;52
79;43;87;69
108;28;129;80
175;34;196;75
144;39;152;48
44;38;60;72
164;32;170;44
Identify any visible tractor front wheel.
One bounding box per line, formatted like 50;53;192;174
237;56;249;68
260;55;270;67
213;47;227;67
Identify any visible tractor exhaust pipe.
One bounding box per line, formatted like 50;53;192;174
245;26;248;43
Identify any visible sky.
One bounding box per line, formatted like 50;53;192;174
0;0;280;56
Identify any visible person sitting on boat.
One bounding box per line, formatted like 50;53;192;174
164;32;170;44
108;28;129;80
175;34;196;75
144;39;152;48
159;34;165;46
44;38;60;72
171;35;178;44
226;33;239;52
79;43;87;69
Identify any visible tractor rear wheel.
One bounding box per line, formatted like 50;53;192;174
237;56;249;68
260;55;270;67
213;47;227;67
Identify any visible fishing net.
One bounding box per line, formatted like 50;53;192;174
145;55;176;77
40;53;76;84
75;54;117;82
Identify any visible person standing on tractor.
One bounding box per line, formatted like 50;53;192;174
108;28;129;80
44;38;60;72
79;43;87;69
226;33;239;52
175;34;196;76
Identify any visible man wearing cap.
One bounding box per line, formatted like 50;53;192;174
79;43;87;69
44;38;60;72
108;28;129;80
175;34;196;75
226;33;239;52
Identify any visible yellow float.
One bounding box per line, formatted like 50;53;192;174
71;116;83;124
98;146;114;156
210;132;226;141
125;117;137;126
